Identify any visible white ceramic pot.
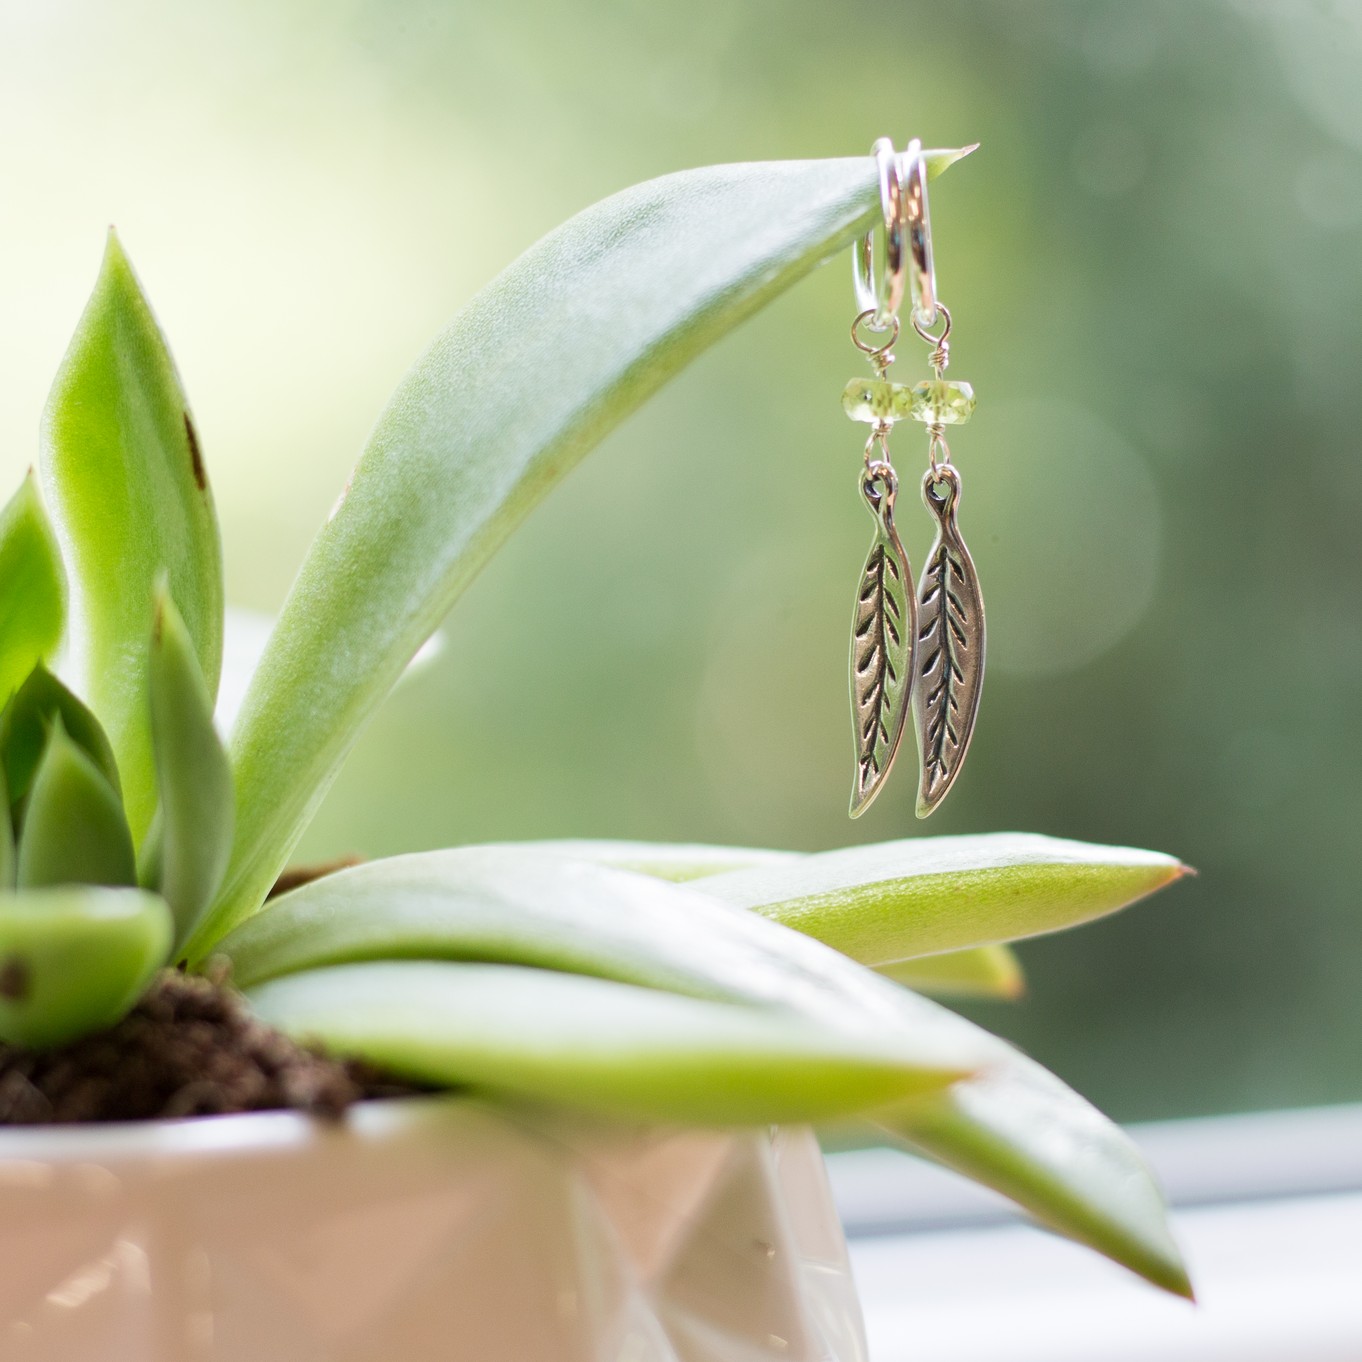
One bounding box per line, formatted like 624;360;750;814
0;1097;868;1361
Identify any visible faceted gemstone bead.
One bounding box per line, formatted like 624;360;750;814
908;379;976;425
841;378;911;424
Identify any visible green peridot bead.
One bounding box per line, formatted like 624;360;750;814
841;378;910;424
909;379;976;425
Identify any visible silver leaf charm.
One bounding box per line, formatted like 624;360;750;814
913;464;984;818
849;468;916;817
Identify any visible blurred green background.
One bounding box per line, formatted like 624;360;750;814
2;0;1358;1122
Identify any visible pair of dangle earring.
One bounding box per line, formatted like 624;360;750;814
845;138;985;819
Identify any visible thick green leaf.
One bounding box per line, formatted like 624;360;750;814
700;833;1188;963
246;960;959;1125
16;720;135;889
231;856;1186;1296
874;1045;1192;1299
218;847;988;1085
221;846;1185;1290
514;842;1030;997
479;838;797;882
0;474;66;707
879;944;1025;999
191;150;973;960
0;887;171;1048
146;588;233;951
40;230;224;847
0;663;121;814
486;840;1019;994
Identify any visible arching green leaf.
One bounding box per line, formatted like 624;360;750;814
221;850;1187;1292
216;847;989;1087
247;960;960;1126
875;1046;1192;1300
145;588;233;952
700;833;1188;963
0;887;171;1048
191;150;974;960
0;474;66;708
487;841;1029;996
16;719;135;889
41;230;224;847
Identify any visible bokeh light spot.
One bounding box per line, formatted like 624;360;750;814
971;400;1162;678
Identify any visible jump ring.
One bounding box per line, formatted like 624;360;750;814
864;426;893;464
911;301;951;347
852;138;906;329
851;308;900;358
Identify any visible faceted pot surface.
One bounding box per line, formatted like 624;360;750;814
0;1097;867;1362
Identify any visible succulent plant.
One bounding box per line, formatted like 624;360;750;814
0;149;1191;1297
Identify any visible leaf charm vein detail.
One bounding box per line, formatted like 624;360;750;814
849;472;916;817
913;464;984;818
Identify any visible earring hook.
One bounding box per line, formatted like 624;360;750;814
852;138;938;331
852;137;906;331
901;141;937;327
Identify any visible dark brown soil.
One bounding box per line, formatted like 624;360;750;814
0;971;426;1126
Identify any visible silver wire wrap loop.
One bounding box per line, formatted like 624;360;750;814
851;308;898;377
852;138;906;330
864;427;894;472
912;301;951;372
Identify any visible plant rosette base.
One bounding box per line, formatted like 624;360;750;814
0;1097;866;1362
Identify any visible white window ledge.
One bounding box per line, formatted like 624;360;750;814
826;1103;1362;1362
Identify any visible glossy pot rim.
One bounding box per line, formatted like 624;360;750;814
0;1092;462;1166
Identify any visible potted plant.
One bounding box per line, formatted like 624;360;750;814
0;148;1192;1360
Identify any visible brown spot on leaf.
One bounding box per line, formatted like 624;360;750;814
183;413;206;490
0;958;31;1002
268;855;364;900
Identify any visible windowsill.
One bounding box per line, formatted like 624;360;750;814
826;1103;1362;1362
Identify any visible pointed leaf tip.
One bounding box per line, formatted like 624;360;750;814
15;717;136;890
877;1047;1193;1299
146;590;233;952
0;475;67;707
40;234;224;847
102;224;129;267
923;144;979;179
699;832;1189;965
